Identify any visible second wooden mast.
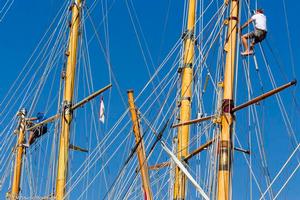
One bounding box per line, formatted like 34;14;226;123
127;90;153;200
173;0;196;199
56;1;81;199
217;0;239;199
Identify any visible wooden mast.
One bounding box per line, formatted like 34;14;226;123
127;90;153;200
56;1;81;199
173;0;196;199
217;0;239;199
9;109;27;200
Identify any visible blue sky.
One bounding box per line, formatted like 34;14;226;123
0;0;299;199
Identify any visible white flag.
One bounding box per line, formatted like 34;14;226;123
99;97;105;123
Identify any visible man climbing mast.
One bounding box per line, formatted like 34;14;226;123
240;8;267;56
23;112;48;147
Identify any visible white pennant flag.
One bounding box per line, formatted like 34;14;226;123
99;97;105;123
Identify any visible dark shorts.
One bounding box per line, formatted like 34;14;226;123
249;29;267;43
29;124;48;137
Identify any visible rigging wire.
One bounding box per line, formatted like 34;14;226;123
258;44;299;152
281;0;296;80
259;142;300;200
242;53;274;199
116;5;229;194
240;1;300;198
0;0;14;22
0;0;70;117
273;161;300;200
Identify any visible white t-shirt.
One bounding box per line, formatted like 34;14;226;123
251;13;267;31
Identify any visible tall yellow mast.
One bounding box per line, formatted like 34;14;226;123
56;1;81;199
9;109;27;200
217;0;239;199
127;90;153;200
173;0;196;199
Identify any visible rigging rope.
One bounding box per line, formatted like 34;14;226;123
259;142;300;199
0;0;14;22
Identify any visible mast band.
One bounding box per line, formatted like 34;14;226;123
181;30;195;40
178;63;193;73
63;101;72;115
183;63;193;68
222;99;234;113
181;97;191;101
228;16;239;21
218;141;232;171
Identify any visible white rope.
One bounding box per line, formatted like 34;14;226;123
259;142;300;200
273;161;300;199
161;140;209;200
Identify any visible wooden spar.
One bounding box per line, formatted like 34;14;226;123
217;0;239;199
149;162;170;170
232;80;297;113
27;84;112;132
148;138;215;171
55;1;81;199
171;115;214;128
174;0;196;198
127;90;153;200
184;138;215;162
9;109;27;200
26;114;60;131
149;138;215;171
71;84;112;110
